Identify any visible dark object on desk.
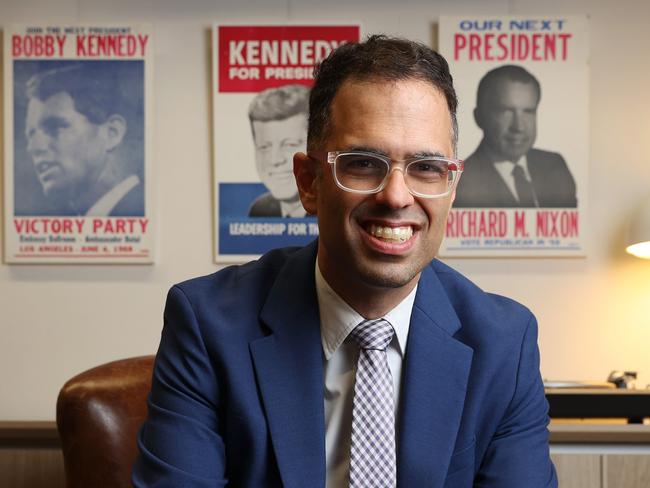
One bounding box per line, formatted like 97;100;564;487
56;356;154;488
545;388;650;424
607;370;638;389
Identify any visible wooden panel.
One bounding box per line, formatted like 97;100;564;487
0;421;59;442
550;424;650;443
604;454;650;488
0;448;65;488
551;453;601;488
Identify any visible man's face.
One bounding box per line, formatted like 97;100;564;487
476;80;539;162
306;79;455;294
253;113;307;201
26;91;109;197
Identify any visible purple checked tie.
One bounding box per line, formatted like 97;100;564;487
349;318;396;488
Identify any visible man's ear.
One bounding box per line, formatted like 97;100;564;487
103;114;127;151
473;107;483;130
293;151;319;215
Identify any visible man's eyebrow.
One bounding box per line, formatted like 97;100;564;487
411;150;446;159
44;115;67;122
343;146;448;159
344;145;390;157
281;136;306;144
345;146;447;159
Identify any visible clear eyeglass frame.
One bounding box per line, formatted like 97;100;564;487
324;150;464;199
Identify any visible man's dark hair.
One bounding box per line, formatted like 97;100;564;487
308;35;458;153
476;64;541;110
26;63;130;124
25;62;143;175
248;84;309;123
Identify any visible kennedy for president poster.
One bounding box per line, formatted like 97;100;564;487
439;16;589;257
213;24;360;263
3;24;154;263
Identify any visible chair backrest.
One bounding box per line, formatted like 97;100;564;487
56;355;154;488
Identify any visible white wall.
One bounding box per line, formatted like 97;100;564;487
1;0;649;420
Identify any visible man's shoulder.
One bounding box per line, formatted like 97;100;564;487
109;176;145;216
177;245;301;293
249;192;282;217
428;259;534;338
430;259;530;311
166;244;315;346
528;147;566;164
459;145;499;182
464;148;485;163
463;149;489;169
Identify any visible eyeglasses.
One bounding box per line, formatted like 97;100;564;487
321;150;464;199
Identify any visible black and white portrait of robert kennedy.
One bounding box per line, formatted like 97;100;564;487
19;62;144;217
455;64;577;208
248;84;309;218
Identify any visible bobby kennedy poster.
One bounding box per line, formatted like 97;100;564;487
3;24;154;263
438;16;589;257
213;24;360;263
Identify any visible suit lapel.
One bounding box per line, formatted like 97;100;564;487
526;149;550;205
474;142;519;206
249;242;326;488
249;245;473;487
397;264;474;487
487;165;519;206
479;151;519;206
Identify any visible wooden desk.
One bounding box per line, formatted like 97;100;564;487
551;422;650;443
0;421;64;488
550;422;650;487
2;420;649;488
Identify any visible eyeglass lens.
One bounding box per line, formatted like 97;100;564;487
335;153;455;196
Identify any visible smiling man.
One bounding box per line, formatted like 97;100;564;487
134;36;557;487
455;65;577;208
22;63;144;216
248;84;309;218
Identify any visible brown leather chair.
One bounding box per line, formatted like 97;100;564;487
56;356;154;488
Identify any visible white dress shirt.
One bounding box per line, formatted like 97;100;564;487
494;155;538;205
86;174;141;216
315;262;416;488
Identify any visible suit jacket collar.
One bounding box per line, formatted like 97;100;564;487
251;241;326;488
474;141;550;206
467;140;523;206
474;138;544;176
397;263;474;486
251;245;473;488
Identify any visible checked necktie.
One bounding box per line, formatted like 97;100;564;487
349;318;396;488
512;164;537;207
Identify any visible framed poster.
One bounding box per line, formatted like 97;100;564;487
212;24;360;263
3;24;154;263
439;16;589;257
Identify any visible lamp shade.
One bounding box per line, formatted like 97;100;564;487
626;195;650;259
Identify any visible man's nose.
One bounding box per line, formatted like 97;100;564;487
510;112;525;131
270;145;290;166
27;130;49;158
375;167;415;209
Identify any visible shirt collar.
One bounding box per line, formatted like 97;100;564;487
85;174;140;216
280;199;307;218
315;260;415;360
494;154;532;181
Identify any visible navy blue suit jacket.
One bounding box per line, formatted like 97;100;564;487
133;242;557;487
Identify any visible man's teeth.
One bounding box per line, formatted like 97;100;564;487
369;224;413;242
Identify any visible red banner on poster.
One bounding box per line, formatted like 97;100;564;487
217;25;359;92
